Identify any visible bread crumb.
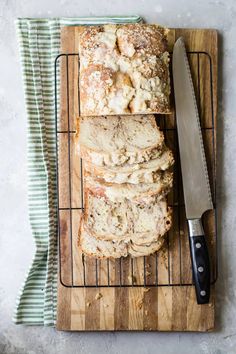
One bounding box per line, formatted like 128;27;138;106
128;275;137;284
95;292;103;300
143;287;150;293
146;271;152;276
136;298;143;310
86;302;91;307
104;304;109;308
145;310;148;316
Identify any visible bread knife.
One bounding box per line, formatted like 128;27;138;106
172;37;213;304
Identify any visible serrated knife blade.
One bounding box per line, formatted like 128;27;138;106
172;37;213;304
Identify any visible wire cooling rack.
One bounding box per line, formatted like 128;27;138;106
55;51;218;288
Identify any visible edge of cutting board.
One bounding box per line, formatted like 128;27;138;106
56;27;218;331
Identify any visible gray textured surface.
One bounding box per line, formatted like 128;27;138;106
0;0;235;353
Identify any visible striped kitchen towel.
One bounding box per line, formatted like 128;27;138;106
14;16;142;326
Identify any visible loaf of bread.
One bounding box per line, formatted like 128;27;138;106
78;24;170;116
77;115;164;167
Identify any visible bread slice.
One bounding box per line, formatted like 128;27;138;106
84;147;174;184
83;188;172;243
128;239;165;257
85;171;173;202
79;221;166;258
79;221;128;258
77;115;164;167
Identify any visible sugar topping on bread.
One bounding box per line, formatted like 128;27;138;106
78;24;171;116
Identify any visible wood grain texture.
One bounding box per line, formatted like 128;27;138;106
56;27;217;331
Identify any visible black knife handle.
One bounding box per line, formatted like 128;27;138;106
188;219;210;304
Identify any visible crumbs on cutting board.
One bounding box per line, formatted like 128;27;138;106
86;293;109;308
95;292;103;300
136;298;143;310
143;287;150;293
135;288;151;310
128;275;137;284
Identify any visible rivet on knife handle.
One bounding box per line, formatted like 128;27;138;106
188;219;210;304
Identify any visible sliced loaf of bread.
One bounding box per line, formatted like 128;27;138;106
77;112;174;258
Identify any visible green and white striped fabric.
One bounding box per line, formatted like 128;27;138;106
14;16;142;326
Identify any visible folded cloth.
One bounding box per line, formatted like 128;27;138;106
14;16;142;326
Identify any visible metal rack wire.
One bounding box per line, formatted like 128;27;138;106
55;51;218;288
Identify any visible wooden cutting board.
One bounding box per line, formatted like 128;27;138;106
56;27;218;331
